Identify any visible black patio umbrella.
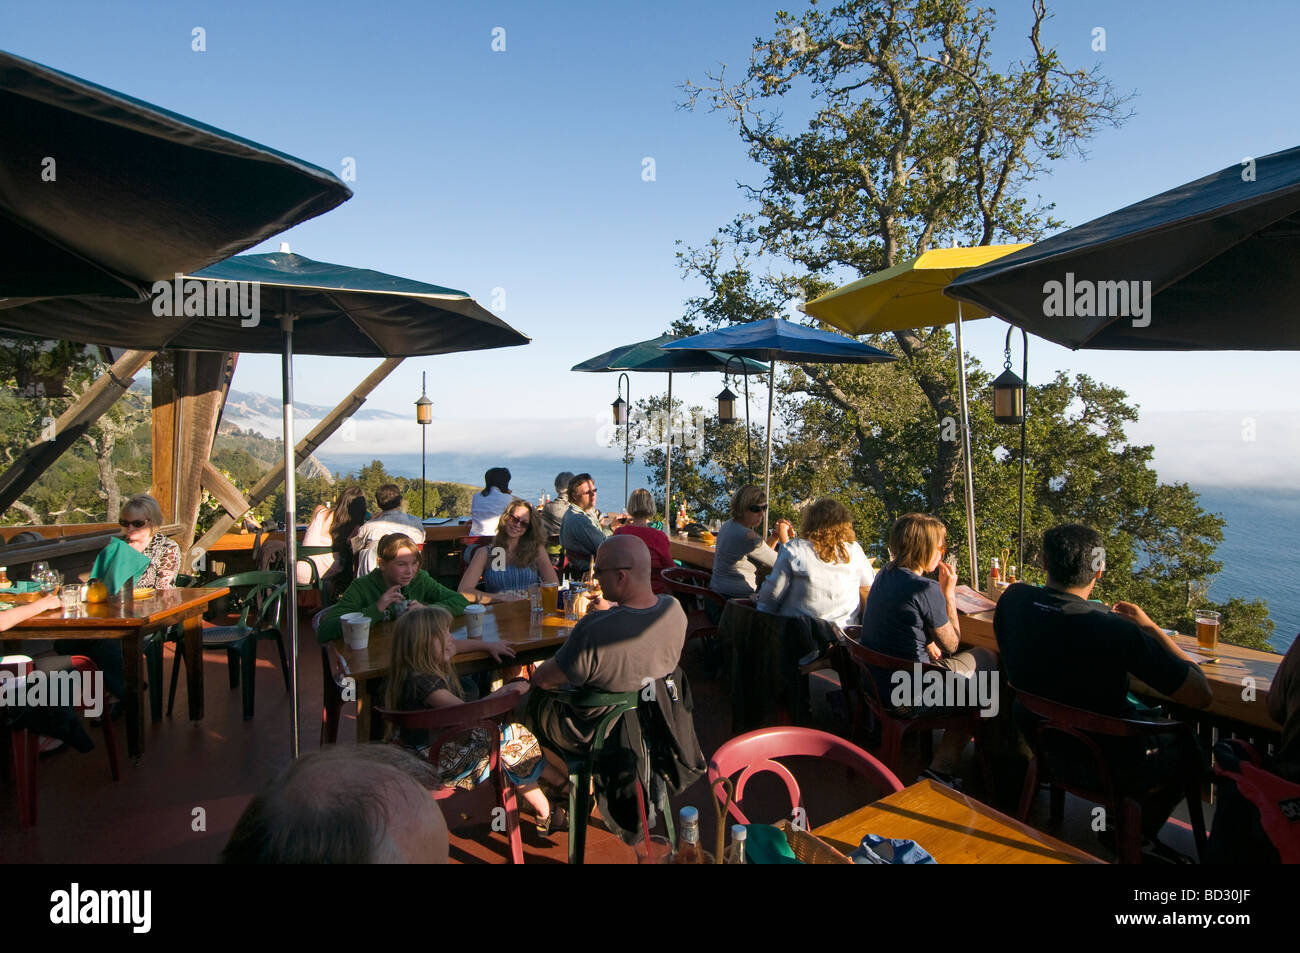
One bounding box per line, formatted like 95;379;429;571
0;249;530;756
572;333;769;517
945;144;1300;350
0;49;351;304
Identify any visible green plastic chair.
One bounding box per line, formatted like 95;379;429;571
165;570;289;721
144;574;199;722
534;688;643;864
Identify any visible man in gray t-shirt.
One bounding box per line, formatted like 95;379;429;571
529;535;686;754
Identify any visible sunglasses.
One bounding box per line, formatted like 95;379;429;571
119;519;149;529
506;514;531;527
748;504;768;513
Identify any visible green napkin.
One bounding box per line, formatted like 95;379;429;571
91;537;152;594
0;580;40;593
744;824;803;864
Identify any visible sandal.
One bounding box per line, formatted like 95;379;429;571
536;802;569;837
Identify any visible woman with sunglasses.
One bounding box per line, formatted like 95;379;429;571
457;499;558;603
54;493;179;712
708;485;794;620
118;493;181;590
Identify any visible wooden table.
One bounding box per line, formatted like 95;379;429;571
814;779;1103;863
329;599;575;741
2;587;230;759
669;536;715;570
959;608;1282;732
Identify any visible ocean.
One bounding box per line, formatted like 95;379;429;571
317;451;1296;653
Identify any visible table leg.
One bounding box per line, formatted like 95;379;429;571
183;613;205;722
356;690;370;743
122;630;144;760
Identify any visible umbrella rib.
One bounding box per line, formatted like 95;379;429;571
315;289;389;356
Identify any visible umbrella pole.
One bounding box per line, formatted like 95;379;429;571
764;367;774;537
664;373;673;529
954;306;979;588
280;312;301;759
1018;329;1028;575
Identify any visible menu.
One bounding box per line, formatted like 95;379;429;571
954;585;997;615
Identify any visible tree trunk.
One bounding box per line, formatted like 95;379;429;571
91;430;121;521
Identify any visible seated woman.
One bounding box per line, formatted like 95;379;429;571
324;485;368;599
756;497;873;630
56;492;180;704
612;489;672;594
457;499;558;603
860;512;996;786
386;605;569;834
709;485;794;618
468;467;514;536
317;533;470;643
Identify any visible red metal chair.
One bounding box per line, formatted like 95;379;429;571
831;633;995;790
1011;686;1207;864
1;655;120;828
708;726;902;826
376;692;527;865
661;567;726;642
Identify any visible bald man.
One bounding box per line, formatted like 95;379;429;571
222;744;449;864
529;536;686;755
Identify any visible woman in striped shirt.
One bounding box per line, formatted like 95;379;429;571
457;499;558;603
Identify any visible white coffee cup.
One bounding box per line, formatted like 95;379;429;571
340;612;371;650
463;603;486;638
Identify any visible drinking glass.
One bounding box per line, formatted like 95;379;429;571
1195;609;1221;651
528;584;542;617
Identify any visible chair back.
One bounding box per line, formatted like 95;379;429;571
1012;686;1190;739
709;726;902;826
376;691;523;774
535;688;641;761
836;636;950;712
661;567;725;606
204;570;288;631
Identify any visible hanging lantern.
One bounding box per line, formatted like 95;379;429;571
992;364;1025;425
611;395;628;426
414;392;433;426
716;386;738;425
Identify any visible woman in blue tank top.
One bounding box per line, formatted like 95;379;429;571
457;499;559;602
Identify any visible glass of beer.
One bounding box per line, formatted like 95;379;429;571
541;583;559;616
1195;609;1221;651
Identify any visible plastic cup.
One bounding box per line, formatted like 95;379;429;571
541;583;559;616
464;603;486;638
1195;610;1221;651
340;612;371;650
60;585;81;613
634;835;674;864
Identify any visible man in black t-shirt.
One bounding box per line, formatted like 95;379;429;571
995;523;1212;847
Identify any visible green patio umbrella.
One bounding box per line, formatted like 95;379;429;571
0;249;531;757
572;334;768;517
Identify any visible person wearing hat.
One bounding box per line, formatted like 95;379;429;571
469;467;514;536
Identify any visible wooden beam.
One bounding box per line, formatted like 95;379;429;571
190;357;404;562
201;460;251;520
0;349;156;515
150;354;179;523
173;353;235;561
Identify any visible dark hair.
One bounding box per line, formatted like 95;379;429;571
330;486;367;550
567;473;594;501
375;484;402;511
221;744;438;864
1041;524;1105;587
482;467;511;497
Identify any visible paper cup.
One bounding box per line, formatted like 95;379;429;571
463;604;486;638
340;612;371;650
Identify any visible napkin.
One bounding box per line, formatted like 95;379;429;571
90;537;152;594
850;834;936;864
743;824;803;864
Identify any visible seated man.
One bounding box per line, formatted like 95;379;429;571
995;523;1212;855
222;743;448;863
529;535;687;757
352;483;426;577
1268;634;1300;781
558;473;615;574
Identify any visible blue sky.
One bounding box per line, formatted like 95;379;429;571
8;0;1300;483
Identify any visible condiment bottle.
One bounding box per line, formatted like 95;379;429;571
673;806;707;864
724;824;747;865
0;566;9;587
987;557;1001;594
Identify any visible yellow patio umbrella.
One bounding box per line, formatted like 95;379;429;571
804;244;1029;587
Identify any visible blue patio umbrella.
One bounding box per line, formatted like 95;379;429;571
573;333;768;517
662;317;896;533
0;49;350;304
